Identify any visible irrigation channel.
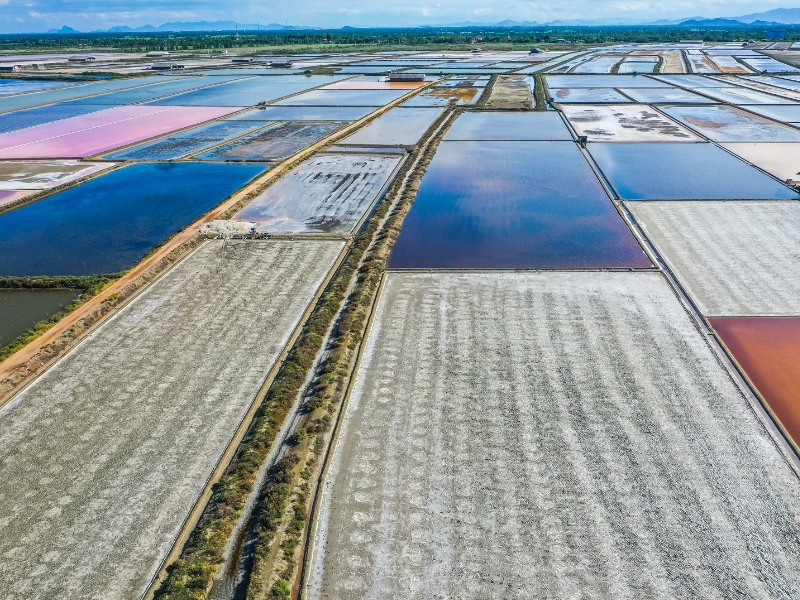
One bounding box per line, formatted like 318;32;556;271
180;107;459;600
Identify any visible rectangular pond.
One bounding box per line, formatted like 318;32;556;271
227;106;375;121
233;153;401;233
0;79;78;97
661;104;800;142
274;89;408;106
0;160;114;189
197;120;349;161
591;142;798;199
148;75;347;106
545;74;670;88
105;120;273;160
562;105;702;142
59;76;241;105
0;288;82;347
400;87;480;106
697;86;796;104
0;103;111;135
444;111;572;141
617;87;716;103
388;141;651;269
711;317;800;448
0;105;241;159
339;108;441;146
744;104;800;123
0;162;265;276
549;88;632;103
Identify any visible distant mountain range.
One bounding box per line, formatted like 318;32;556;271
47;21;313;34
42;7;800;33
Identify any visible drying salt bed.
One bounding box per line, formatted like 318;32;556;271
711;317;800;447
275;89;408;107
561;105;701;142
0;79;77;96
590;143;798;200
549;88;632;103
0;162;264;276
0;288;81;347
197;120;349;161
720;143;800;184
0;75;170;113
0;189;35;207
545;74;671;88
651;74;730;88
228;106;375;121
388;141;650;269
616;87;715;103
0;239;344;599
662;105;800;142
0;105;241;159
148;75;347;106
443;111;572;141
401;87;480;106
339;108;441;146
106;120;272;161
307;271;800;600
628;201;800;316
234;153;401;233
0;160;113;189
0;103;109;135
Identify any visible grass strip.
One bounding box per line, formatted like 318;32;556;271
533;73;548;110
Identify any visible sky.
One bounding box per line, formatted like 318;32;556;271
1;0;797;33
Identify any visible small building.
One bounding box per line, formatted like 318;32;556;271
767;29;787;40
68;55;96;62
146;51;170;57
269;60;293;68
0;64;23;72
232;57;254;63
150;61;185;71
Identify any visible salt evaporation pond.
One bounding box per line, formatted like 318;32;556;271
618;87;715;103
0;288;82;347
106;119;273;160
388;141;651;269
662;104;800;142
0;79;78;96
0;162;265;276
711;317;800;448
228;106;375;121
274;89;407;106
549;88;632;103
746;104;800;123
444;111;572;141
0;103;110;135
60;76;240;105
340;108;442;146
197;121;349;161
545;74;671;88
590;142;798;200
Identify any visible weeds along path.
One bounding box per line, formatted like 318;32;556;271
154;106;458;600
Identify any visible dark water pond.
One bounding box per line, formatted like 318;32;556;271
0;289;82;347
388;141;651;269
0;162;265;276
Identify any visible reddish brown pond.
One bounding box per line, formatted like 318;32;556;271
710;317;800;447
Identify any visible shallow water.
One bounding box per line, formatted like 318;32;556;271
388;141;651;269
711;317;800;447
0;288;82;347
444;111;572;141
0;162;265;276
590;142;798;199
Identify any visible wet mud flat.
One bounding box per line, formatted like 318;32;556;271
0;240;344;599
485;75;534;109
628;200;800;316
308;271;800;600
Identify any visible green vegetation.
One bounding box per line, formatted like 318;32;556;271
533;73;547;111
0;274;121;363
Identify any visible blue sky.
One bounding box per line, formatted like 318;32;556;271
1;0;796;33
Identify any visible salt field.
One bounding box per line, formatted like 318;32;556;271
308;271;800;599
562;104;701;142
0;162;264;275
589;142;798;199
388;141;651;269
0;240;344;599
198;120;349;161
628;201;800;315
234;153;401;233
3;44;800;600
